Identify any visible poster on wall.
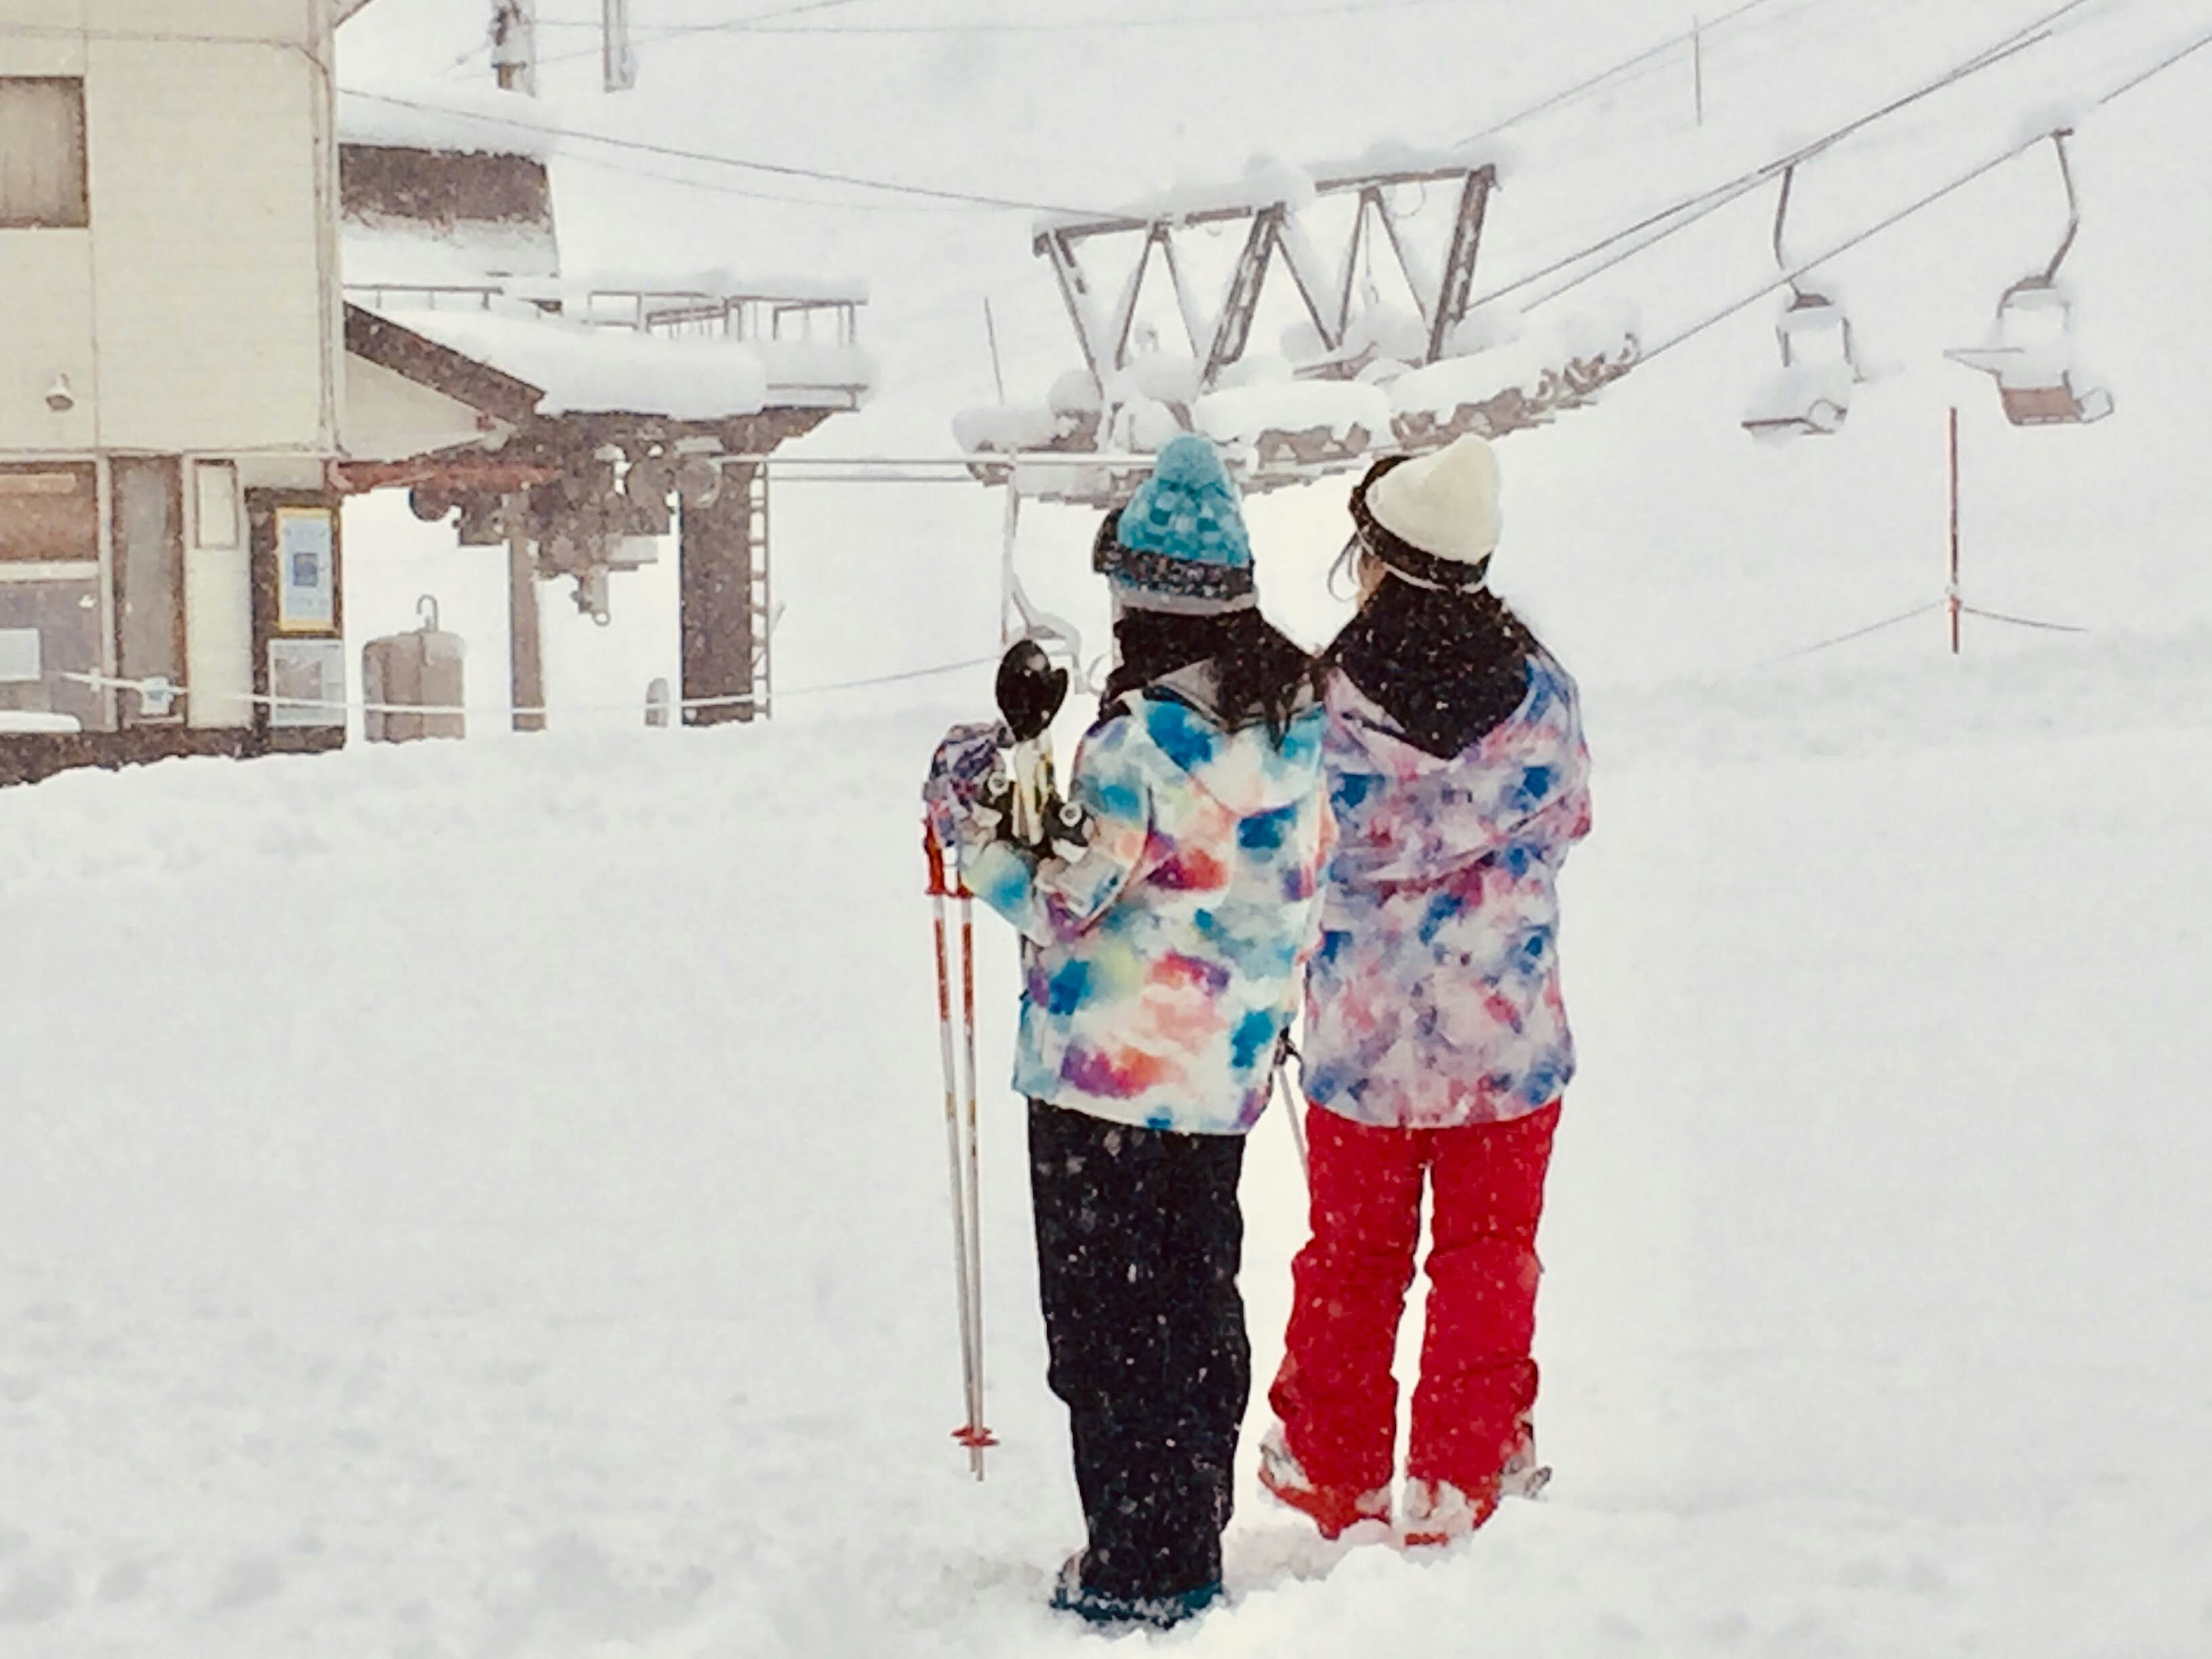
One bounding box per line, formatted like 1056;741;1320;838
275;506;336;633
0;627;39;683
268;639;346;728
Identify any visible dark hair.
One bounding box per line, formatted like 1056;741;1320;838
1324;576;1539;758
1107;605;1321;746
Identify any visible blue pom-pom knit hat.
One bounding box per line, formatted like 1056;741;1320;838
1092;434;1257;616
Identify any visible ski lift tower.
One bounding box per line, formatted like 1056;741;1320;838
954;153;1640;655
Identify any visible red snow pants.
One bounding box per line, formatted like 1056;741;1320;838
1270;1100;1560;1501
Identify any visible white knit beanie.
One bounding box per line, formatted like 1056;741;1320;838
1363;434;1502;567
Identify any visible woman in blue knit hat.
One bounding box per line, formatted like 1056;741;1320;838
929;434;1334;1629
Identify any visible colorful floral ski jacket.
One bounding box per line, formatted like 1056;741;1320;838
1302;655;1592;1130
957;668;1334;1136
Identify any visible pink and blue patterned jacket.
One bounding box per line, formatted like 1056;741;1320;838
957;668;1334;1136
1302;656;1592;1130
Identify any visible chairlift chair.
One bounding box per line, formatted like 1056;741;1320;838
1945;130;2113;427
1741;165;1862;441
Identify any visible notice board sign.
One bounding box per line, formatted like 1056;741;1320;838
276;506;336;633
268;638;346;728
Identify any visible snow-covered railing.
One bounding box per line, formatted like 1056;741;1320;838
346;282;556;315
566;290;862;350
347;282;859;347
345;279;873;414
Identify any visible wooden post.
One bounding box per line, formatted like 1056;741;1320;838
680;464;760;725
1947;405;1962;656
507;511;546;731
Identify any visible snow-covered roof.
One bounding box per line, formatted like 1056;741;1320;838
374;308;774;422
338;85;558;162
344;219;562;288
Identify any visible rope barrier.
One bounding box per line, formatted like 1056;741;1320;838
1751;601;1945;666
1744;594;2088;673
1959;605;2088;634
61;651;1000;722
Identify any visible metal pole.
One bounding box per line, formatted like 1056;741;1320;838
983;299;1007;404
1948;405;1962;656
998;483;1022;649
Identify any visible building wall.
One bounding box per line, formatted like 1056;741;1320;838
0;3;343;744
344;356;494;464
0;0;342;457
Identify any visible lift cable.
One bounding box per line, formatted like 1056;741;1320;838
1633;17;2212;368
1469;0;2111;316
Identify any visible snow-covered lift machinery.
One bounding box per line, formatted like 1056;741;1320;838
959;158;1639;511
1741;164;1861;441
1945;130;2112;428
956;155;1639;670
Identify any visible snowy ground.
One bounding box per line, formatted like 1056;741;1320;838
6;1;2212;1652
5;626;2211;1656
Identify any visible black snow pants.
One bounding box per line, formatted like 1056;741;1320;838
1027;1099;1250;1604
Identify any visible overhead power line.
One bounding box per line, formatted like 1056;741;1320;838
535;0;875;62
456;0;871;69
1459;0;1795;144
340;89;1112;215
536;0;1490;63
558;148;969;212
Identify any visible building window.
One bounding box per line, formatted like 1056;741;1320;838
194;461;241;550
0;79;88;229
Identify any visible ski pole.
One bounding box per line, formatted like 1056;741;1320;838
955;866;997;1476
926;825;991;1478
1275;1062;1310;1182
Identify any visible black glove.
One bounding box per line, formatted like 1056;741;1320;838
995;639;1069;743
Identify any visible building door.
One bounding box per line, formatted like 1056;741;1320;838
112;457;186;726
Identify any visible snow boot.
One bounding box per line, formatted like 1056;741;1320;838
1403;1419;1549;1546
1497;1421;1552;1503
1256;1427;1392;1541
1049;1553;1221;1631
1400;1476;1497;1548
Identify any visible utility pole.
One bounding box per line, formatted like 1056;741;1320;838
490;0;537;96
603;0;637;93
1692;16;1705;127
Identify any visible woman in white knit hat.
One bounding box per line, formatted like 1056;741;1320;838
1258;434;1594;1547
